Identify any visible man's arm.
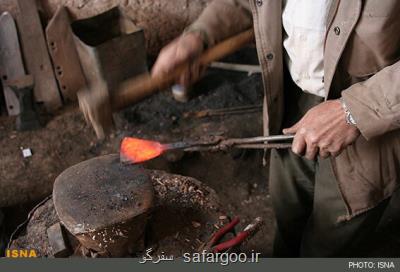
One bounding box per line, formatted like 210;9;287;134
187;0;253;47
152;0;252;89
341;60;400;140
283;60;400;160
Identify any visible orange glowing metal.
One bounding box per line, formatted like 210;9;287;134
120;137;165;164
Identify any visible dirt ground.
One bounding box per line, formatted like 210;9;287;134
0;49;276;256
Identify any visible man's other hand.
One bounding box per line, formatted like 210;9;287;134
151;32;205;88
283;99;360;160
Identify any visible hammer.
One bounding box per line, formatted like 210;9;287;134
78;29;255;139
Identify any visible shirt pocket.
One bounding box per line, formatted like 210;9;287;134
362;0;399;17
341;11;400;77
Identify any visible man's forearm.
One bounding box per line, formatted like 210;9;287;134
188;0;253;47
341;60;400;140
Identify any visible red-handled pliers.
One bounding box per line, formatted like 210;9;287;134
207;217;250;253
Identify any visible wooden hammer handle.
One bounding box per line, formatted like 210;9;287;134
111;29;255;110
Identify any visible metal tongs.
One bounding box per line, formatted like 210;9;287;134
164;134;294;152
120;134;294;164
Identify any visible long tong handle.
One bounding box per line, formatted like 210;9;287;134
234;143;292;149
227;134;294;145
163;134;294;152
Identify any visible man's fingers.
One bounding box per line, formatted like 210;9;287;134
319;145;330;159
150;60;164;77
151;50;171;76
283;122;300;135
305;143;318;161
190;61;205;84
282;127;294;135
151;57;175;78
179;68;191;88
190;62;200;81
178;61;203;87
329;144;343;158
152;42;182;78
291;133;306;156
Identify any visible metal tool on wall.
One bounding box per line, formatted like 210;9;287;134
0;12;24;116
8;75;41;131
0;12;41;130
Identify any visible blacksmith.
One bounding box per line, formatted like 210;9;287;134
151;0;400;257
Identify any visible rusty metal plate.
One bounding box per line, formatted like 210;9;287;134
47;222;70;257
46;6;86;101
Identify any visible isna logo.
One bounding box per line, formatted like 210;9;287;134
5;249;38;258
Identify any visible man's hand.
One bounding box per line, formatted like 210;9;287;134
151;32;205;87
283;99;360;160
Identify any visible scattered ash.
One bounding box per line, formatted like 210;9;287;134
9;198;58;257
118;70;263;137
149;170;221;213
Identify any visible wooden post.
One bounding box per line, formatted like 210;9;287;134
16;0;62;112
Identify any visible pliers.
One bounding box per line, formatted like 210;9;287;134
202;217;263;253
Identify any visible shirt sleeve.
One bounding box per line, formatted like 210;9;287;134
187;0;253;47
341;60;400;140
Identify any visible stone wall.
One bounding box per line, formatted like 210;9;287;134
0;0;211;55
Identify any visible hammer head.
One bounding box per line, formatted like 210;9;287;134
78;80;114;139
71;7;148;139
